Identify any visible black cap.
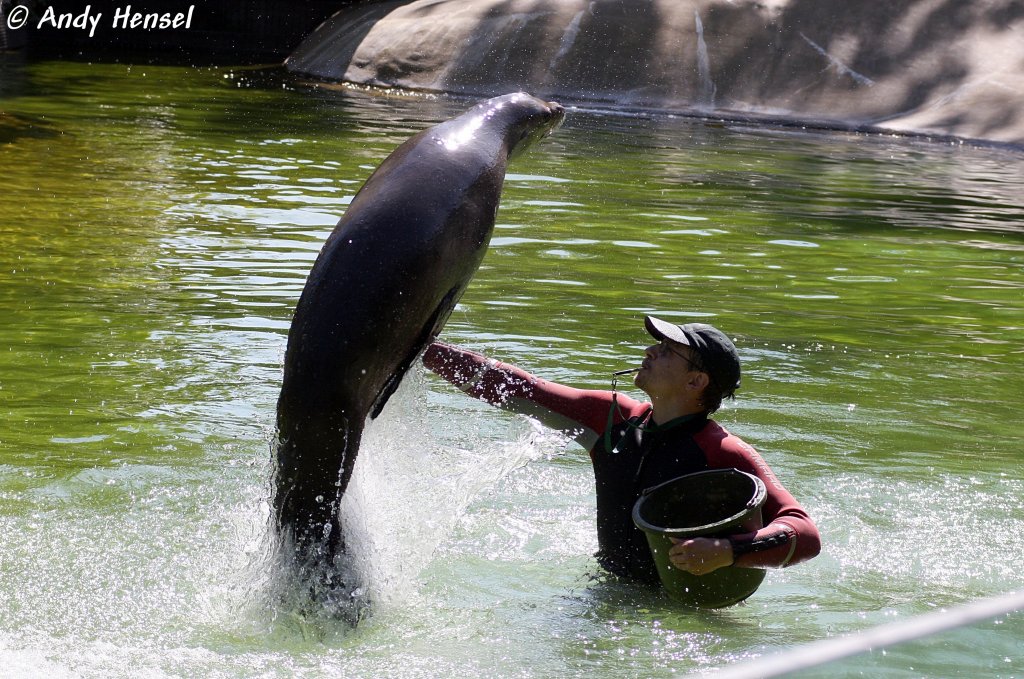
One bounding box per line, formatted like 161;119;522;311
644;316;741;395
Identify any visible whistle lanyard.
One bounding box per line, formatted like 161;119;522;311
603;375;661;492
604;372;703;493
604;371;652;454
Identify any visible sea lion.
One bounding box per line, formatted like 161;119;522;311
274;93;565;572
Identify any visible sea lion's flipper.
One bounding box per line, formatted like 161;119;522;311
369;286;461;419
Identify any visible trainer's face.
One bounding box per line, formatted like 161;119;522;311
635;339;700;397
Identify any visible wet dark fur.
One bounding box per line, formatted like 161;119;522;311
273;94;564;575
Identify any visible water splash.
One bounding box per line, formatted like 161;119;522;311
800;32;876;87
343;368;558;608
694;10;717;109
241;366;553;629
547;7;588;74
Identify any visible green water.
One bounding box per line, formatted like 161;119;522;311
2;59;1023;677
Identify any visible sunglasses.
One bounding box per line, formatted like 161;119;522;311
657;340;701;370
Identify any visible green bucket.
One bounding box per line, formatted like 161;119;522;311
632;468;767;608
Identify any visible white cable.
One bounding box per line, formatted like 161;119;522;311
697;590;1024;679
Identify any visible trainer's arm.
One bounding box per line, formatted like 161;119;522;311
422;341;621;448
721;441;821;569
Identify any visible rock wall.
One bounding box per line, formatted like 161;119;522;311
286;0;1024;146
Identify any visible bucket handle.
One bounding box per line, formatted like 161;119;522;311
638;467;757;499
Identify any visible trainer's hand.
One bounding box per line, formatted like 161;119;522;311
668;537;734;575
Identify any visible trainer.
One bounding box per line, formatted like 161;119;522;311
422;316;820;584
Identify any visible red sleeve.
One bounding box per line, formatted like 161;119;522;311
423;341;646;448
695;423;821;569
